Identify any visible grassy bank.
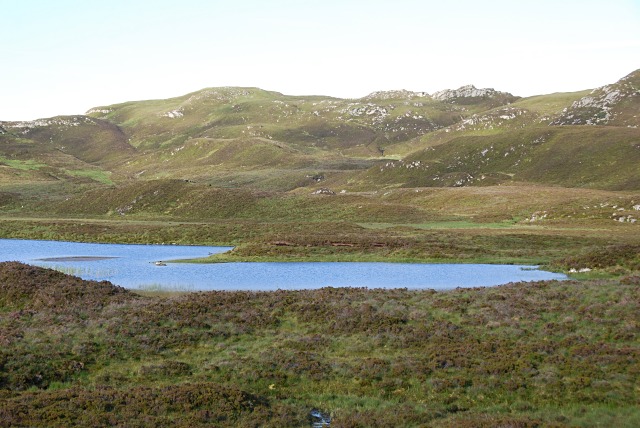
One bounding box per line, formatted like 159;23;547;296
1;216;637;268
0;262;638;427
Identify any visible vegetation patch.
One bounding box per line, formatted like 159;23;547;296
0;263;638;426
549;244;640;273
0;157;46;171
64;169;114;185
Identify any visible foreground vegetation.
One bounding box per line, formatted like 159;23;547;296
0;262;638;427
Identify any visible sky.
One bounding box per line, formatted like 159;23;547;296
1;0;639;121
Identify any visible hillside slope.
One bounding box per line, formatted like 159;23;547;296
1;116;134;165
358;126;640;190
0;70;638;200
550;69;640;126
0;116;134;189
85;86;518;155
351;70;640;191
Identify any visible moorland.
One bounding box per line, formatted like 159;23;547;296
0;69;638;426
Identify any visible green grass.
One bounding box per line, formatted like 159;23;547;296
358;220;522;230
512;89;591;116
64;169;114;185
0;157;46;170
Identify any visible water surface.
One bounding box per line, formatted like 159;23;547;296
0;239;567;291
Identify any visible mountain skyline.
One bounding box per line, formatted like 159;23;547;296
0;75;630;125
2;0;639;121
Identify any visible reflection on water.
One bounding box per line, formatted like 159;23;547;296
33;263;118;278
0;239;568;291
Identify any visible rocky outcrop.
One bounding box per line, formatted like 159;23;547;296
311;188;336;195
360;90;429;101
431;85;516;102
1;116;98;135
550;69;640;126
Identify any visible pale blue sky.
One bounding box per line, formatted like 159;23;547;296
2;0;639;120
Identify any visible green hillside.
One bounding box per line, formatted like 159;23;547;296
1;116;134;165
360;126;640;190
0;116;133;190
0;69;638;228
1;71;637;196
85;87;484;153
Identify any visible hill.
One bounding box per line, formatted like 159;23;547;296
84;86;516;154
0;116;133;191
0;69;638;223
72;70;640;192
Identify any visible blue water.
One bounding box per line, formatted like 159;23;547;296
0;239;567;291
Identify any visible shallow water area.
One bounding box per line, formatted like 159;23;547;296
38;256;119;262
0;239;568;291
